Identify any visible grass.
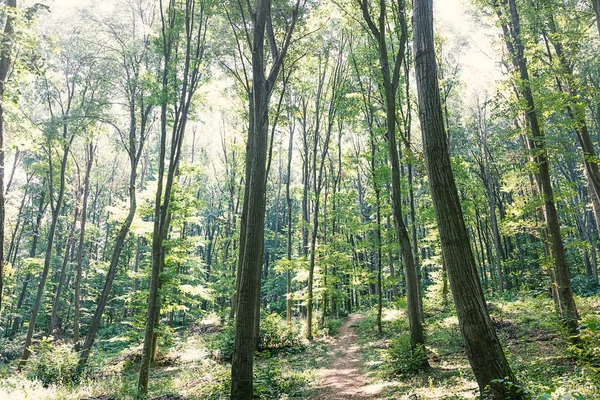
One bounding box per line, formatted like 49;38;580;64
0;313;334;400
351;294;600;399
1;294;598;399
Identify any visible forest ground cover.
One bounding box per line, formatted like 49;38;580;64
1;292;599;399
352;294;600;399
0;313;335;399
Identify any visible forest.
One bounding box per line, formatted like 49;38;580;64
0;0;599;398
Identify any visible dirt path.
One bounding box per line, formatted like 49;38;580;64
308;314;383;400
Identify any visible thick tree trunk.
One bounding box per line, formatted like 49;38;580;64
230;0;299;393
593;0;600;37
413;0;523;397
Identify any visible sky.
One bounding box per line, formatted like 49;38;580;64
46;0;503;89
434;0;504;95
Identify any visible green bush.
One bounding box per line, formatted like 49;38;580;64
209;324;236;361
210;313;304;361
571;275;600;297
323;318;343;337
258;313;303;352
381;335;428;377
26;338;79;387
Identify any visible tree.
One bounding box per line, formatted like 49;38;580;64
412;0;524;397
77;0;155;370
227;0;301;395
491;0;579;333
0;0;17;315
138;0;209;393
356;0;426;354
20;34;106;365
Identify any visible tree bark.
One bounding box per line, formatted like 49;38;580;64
413;0;524;397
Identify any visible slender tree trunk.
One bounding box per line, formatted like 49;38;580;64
6;177;30;263
74;142;94;345
20;133;71;367
286;122;294;323
0;0;17;315
413;0;524;397
10;186;45;337
358;0;426;354
494;0;578;332
50;205;79;334
139;0;207;392
481;125;504;292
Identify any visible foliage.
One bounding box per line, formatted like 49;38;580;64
258;313;304;353
380;335;428;378
25;338;79;387
209;312;304;361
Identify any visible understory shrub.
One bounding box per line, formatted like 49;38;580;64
210;313;304;361
26;338;79;387
258;313;303;352
209;324;236;361
323;318;342;337
381;335;428;377
254;358;311;399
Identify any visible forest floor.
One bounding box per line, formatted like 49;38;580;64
307;314;384;400
1;295;599;399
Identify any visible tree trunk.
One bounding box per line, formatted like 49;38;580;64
593;0;600;37
0;0;17;315
494;0;578;332
9;186;46;338
73;142;94;345
358;0;426;354
20;131;71;367
286;121;294;323
139;0;207;393
413;0;524;397
230;0;300;395
50;205;79;334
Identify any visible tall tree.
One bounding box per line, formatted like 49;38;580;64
356;0;426;354
228;0;301;395
0;0;17;315
305;43;346;341
78;0;154;369
138;0;208;393
412;0;524;397
491;0;579;333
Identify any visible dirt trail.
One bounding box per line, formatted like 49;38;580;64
308;314;383;400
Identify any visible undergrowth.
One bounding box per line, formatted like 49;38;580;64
0;312;330;400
